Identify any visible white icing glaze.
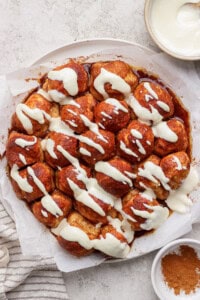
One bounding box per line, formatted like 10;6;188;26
131;204;169;230
94;68;131;99
19;154;27;165
131;129;143;139
172;156;183;170
152;121;178;142
10;164;33;193
145;94;153;102
101;111;112;119
52;219;130;258
107;216;134;243
48;68;78;96
80;114;108;143
50;117;105;154
48;90;74;105
124;171;137;179
45;139;58;159
15;137;37;148
98;123;105;129
135;140;146;155
41;209;48;218
79;135;105;154
67;109;78;116
79;147;91;157
95;161;133;187
138;161;171;191
157;101;170;112
126;95;163;124
41;194;63;217
105;98;129;114
120;141;138;158
67;120;78;127
144;82;158;99
37;89;52;102
16;103;50;134
166;167;199;213
67;179;105;216
27;167;47;195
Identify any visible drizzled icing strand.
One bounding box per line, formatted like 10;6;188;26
152;121;178;142
94;68;131;99
138;161;170;191
48;68;78;96
95;161;133;187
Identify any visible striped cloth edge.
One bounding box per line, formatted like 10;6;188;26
0;201;69;300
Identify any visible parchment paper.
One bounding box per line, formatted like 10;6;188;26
0;45;200;272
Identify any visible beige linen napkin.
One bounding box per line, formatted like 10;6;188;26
0;201;69;300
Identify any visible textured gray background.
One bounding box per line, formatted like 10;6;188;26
0;1;199;299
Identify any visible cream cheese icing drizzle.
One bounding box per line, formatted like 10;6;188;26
94;68;131;99
120;141;138;158
144;82;158;99
67;179;106;216
95;161;133;187
138;161;170;191
11;164;33;193
48;68;78;96
45;139;58;159
19;154;27;165
126;95;163;124
152;121;178;142
16;104;50;134
48;90;74;105
166;167;199;213
41;195;63;217
105;98;129;114
37;89;52;102
15;137;37;148
131;204;169;230
52;219;130;258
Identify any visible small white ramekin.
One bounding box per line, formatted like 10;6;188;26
144;0;200;61
151;238;200;300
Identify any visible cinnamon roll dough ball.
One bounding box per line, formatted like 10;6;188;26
160;151;190;190
55;164;91;198
32;190;73;228
43;132;78;169
79;130;116;165
6;131;43;169
56;212;101;257
89;60;138;101
46;61;88;97
133;81;174;121
122;190;167;231
134;155;169;200
11;93;55;137
74;196;111;225
117;120;154;163
154;119;188;156
95;157;134;197
101;224;128;244
94;99;130;132
60;94;96;133
11;162;54;203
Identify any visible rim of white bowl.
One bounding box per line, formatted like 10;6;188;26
144;0;200;61
151;238;200;300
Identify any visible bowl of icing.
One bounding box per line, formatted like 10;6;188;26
151;238;200;300
144;0;200;60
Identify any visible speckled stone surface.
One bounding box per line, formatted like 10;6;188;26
0;1;200;299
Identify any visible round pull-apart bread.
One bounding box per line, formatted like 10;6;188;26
6;59;195;258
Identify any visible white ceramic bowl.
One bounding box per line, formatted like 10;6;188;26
151;238;200;300
144;0;200;61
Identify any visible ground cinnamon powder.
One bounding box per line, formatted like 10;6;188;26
161;245;200;295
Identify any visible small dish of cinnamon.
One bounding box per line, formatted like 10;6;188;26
151;239;200;300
